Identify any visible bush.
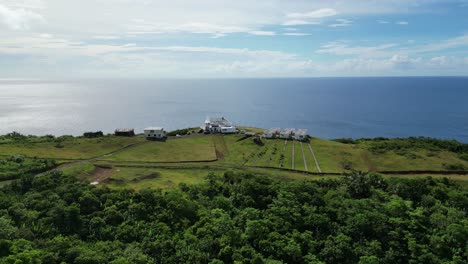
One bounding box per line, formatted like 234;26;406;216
333;138;357;144
167;128;194;137
443;163;466;171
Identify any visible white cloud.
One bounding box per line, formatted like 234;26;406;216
396;21;409;25
317;42;398;58
406;34;468;53
283;32;310;36
286;8;338;19
127;21;250;36
1;0;467;77
249;31;276;36
0;3;44;30
329;19;353;27
282;20;321;26
92;35;120;40
377;20;389;24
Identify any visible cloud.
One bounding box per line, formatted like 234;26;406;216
316;42;398;58
329;19;353;27
396;21;409;25
249;31;276;36
286;8;338;19
92;35;120;40
127;21;250;36
281;20;321;26
377;20;389;24
406;34;468;53
282;8;337;26
283;32;310;36
0;3;44;30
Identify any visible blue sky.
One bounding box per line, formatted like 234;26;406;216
0;0;468;78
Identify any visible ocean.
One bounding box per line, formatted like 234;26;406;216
0;77;467;142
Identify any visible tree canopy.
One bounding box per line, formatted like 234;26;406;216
0;170;466;263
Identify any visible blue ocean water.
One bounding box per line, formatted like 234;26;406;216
0;77;467;142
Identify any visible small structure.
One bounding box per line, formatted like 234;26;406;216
279;128;295;139
253;134;264;146
295;129;308;141
203;117;236;134
115;128;135;137
144;127;166;140
83;131;104;138
264;128;281;139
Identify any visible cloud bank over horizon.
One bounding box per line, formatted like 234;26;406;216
0;0;467;78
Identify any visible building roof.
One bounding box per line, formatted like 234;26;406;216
265;128;281;134
115;128;134;132
281;128;295;134
205;117;233;127
144;127;164;131
296;129;308;136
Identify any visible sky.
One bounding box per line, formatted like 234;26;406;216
0;0;468;78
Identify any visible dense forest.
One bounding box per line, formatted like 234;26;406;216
0;155;56;181
0;170;466;263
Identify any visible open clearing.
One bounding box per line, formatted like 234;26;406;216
0;136;145;160
102;136;216;162
1;132;467;190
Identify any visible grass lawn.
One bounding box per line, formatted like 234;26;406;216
294;141;306;171
302;142;319;173
364;148;468;171
0;136;145;160
281;140;293;169
256;140;281;167
62;162;96;180
245;140;271;166
102;136;216;163
311;138;369;173
60;160;325;190
221;134;262;165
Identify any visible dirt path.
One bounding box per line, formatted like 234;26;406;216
265;141;278;167
40;141;150;175
308;143;322;173
361;151;377;172
300;142;308;172
278;140;287;168
291;140;295;170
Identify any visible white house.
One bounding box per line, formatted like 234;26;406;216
280;128;295;139
295;129;308;141
144;127;166;139
264;128;280;139
204;117;236;134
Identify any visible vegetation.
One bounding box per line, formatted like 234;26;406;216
103;136;216;162
0;155;56;181
83;131;104;138
0;171;466;263
166;127;201;137
0;133;145;160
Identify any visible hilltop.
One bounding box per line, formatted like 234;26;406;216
1;128;467;189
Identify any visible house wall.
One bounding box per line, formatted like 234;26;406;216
144;130;166;138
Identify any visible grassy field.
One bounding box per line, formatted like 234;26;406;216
102;136;216;162
0;136;145;159
256;140;281;167
220;134;262;165
293;141;306;171
366;149;468;171
2;130;467;190
303;142;319;173
61;160;319;190
311;138;369;173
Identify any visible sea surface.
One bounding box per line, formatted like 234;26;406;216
0;77;467;142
